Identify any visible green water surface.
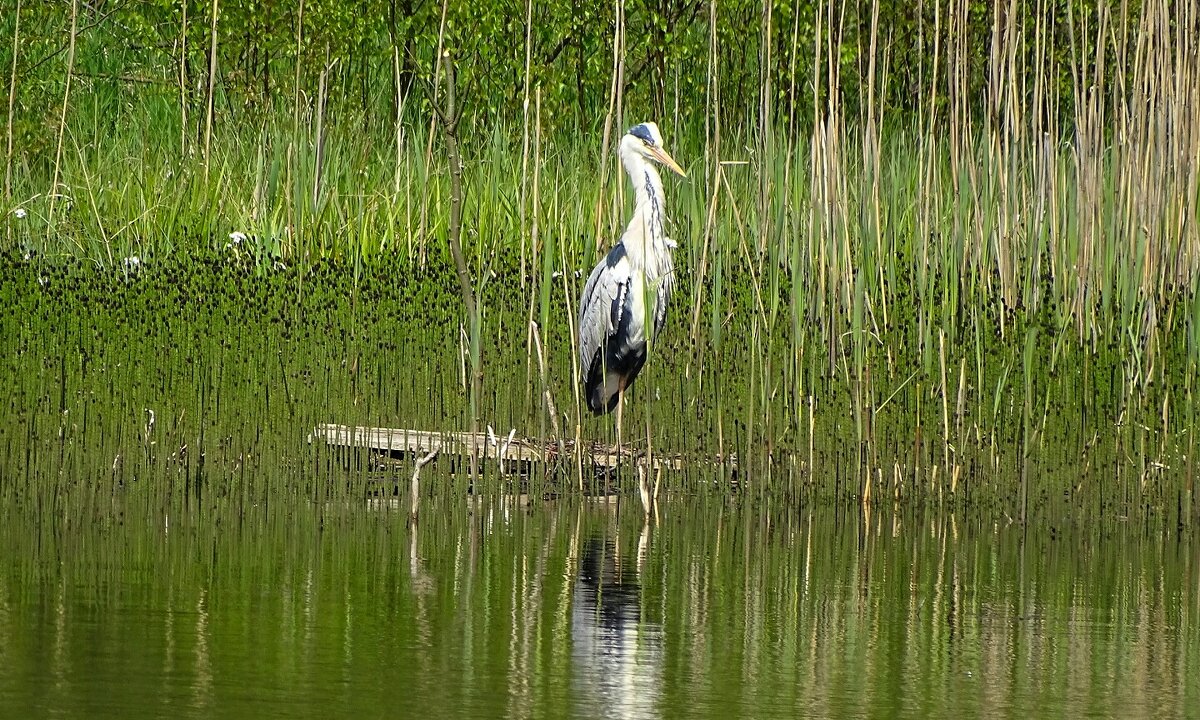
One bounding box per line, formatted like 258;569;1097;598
0;500;1196;718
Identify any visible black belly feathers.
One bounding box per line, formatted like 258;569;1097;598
584;287;650;415
581;243;669;416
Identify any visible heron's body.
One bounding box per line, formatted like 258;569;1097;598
577;122;684;416
578;241;672;414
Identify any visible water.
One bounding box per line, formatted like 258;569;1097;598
0;500;1196;717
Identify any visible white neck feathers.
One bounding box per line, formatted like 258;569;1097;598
619;148;673;278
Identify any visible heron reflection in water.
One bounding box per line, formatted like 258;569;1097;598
571;523;662;718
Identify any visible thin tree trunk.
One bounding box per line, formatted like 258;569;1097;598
425;46;481;478
444;81;481;480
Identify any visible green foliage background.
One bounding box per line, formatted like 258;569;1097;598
2;0;1122;157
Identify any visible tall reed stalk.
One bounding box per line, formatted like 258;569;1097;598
47;0;78;230
3;0;20;218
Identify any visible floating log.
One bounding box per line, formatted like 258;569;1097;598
308;423;736;473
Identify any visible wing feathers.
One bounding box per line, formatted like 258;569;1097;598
577;241;670;415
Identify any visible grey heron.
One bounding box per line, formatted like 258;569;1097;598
577;122;686;452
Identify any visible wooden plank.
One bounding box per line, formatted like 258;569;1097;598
309;423;736;472
310;424;544;462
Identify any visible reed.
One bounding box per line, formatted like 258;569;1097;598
0;0;1196;514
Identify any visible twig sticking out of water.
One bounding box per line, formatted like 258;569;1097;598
410;449;439;520
487;425;517;475
530;322;565;459
638;464;650;516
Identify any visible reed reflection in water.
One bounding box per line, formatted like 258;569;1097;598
0;497;1196;718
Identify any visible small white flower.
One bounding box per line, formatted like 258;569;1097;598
122;256;141;270
13;208;26;219
229;231;247;244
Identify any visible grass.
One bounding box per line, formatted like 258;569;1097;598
1;0;1197;515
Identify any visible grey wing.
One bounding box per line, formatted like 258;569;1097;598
577;249;631;378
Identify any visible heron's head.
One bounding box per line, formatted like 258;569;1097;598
622;122;686;177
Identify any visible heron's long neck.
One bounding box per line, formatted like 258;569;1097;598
620;151;671;277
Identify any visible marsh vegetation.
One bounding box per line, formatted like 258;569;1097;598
4;0;1195;518
2;1;1199;715
4;0;1197;518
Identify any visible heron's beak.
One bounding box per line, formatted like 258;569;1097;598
650;146;687;177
